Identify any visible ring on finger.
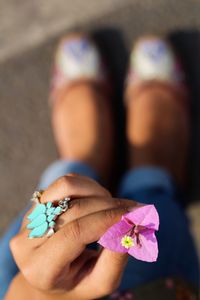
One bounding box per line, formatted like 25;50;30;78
27;190;71;239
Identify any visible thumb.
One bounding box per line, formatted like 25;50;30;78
91;248;128;294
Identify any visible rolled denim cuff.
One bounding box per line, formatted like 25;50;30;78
118;167;175;198
38;160;99;190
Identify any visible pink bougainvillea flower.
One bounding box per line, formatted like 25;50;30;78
98;205;159;262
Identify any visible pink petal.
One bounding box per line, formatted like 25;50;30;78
123;205;159;231
128;229;158;262
98;219;132;253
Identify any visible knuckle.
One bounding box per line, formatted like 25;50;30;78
22;264;36;285
57;175;74;191
66;172;78;177
22;262;38;287
9;236;17;252
116;198;123;207
70;199;82;216
40;276;55;291
85;177;111;197
23;262;55;291
9;233;20;254
103;206;127;228
67;219;82;241
57;175;70;186
104;209;117;226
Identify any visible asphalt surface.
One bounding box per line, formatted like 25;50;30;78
0;0;200;256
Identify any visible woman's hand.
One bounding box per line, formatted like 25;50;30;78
10;174;136;300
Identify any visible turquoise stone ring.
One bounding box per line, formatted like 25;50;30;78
27;191;70;238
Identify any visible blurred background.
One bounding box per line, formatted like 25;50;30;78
0;0;200;260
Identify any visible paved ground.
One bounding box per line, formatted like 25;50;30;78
0;0;200;258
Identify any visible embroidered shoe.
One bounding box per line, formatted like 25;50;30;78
125;36;187;99
49;33;110;105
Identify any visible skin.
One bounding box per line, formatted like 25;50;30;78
6;175;137;300
5;35;188;300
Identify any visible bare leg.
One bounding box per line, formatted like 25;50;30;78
52;81;113;181
126;81;189;185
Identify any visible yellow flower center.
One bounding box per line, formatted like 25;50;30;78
121;235;134;249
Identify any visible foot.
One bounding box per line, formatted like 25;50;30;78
50;34;113;181
125;36;190;185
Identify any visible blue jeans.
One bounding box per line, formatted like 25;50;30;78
0;161;199;298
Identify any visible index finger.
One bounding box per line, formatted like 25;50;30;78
40;203;135;266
